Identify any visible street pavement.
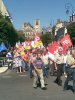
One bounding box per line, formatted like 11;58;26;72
0;70;75;100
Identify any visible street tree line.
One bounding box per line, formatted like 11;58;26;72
0;12;25;47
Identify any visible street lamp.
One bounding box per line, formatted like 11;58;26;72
65;3;75;21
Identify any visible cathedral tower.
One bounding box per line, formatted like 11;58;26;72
34;19;40;33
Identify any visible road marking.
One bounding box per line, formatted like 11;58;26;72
2;75;12;78
19;74;28;77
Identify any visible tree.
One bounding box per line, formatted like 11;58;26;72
67;22;75;45
41;32;54;46
0;12;25;47
18;33;25;42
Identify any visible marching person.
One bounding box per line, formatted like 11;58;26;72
32;52;47;90
13;49;23;73
54;49;64;86
6;49;14;69
29;52;36;78
63;48;75;93
41;52;49;78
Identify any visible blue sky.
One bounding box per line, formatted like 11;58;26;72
3;0;75;30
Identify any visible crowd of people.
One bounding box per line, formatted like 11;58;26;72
5;46;75;93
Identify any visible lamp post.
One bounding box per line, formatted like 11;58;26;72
65;3;75;22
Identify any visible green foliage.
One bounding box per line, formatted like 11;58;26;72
52;26;55;35
0;12;24;47
67;22;75;45
41;32;54;46
18;33;25;42
67;22;75;35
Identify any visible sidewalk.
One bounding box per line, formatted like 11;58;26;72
0;67;8;74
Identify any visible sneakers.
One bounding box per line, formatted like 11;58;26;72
54;80;62;86
41;87;47;90
63;87;68;91
58;82;62;86
33;87;47;90
54;80;58;84
33;87;37;89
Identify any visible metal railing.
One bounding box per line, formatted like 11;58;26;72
0;57;8;67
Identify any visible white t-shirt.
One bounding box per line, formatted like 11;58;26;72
63;55;67;64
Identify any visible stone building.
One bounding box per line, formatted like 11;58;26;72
70;14;75;22
22;19;41;40
34;19;40;33
0;0;9;16
0;0;12;22
55;19;68;41
22;22;35;40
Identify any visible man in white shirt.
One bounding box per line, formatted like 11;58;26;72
41;52;49;77
54;49;64;86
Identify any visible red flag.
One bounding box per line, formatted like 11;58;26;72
25;41;31;46
60;34;73;48
34;32;41;42
48;41;60;60
34;36;41;42
34;32;43;48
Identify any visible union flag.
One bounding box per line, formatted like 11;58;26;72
48;41;60;60
60;34;73;48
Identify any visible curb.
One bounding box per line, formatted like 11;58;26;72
0;67;8;74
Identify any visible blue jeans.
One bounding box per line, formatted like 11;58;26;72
64;67;75;90
29;63;34;78
42;64;49;77
63;63;66;73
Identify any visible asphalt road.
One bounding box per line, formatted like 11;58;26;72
0;70;75;100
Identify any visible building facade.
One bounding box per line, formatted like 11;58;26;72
41;26;52;34
70;14;75;22
54;19;68;41
34;19;40;33
22;19;41;40
22;22;36;40
0;0;9;16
